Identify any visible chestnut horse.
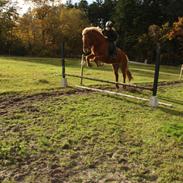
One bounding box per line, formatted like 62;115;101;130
82;26;133;88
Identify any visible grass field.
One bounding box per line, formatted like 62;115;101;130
0;56;183;183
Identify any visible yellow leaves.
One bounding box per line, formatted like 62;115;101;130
8;5;90;56
60;7;89;37
147;23;171;42
168;17;183;40
173;17;183;29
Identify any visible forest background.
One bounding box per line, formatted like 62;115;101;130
0;0;183;65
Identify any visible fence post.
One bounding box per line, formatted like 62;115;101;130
61;42;68;87
150;42;161;107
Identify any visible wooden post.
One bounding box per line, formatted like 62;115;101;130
61;42;67;87
180;64;183;80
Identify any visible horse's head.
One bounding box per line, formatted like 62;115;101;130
82;27;103;54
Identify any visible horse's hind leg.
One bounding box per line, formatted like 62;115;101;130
112;63;119;89
119;63;127;89
86;54;95;67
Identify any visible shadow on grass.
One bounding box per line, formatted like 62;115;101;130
97;92;149;108
159;106;183;117
1;56;81;68
131;69;154;79
96;92;182;117
5;57;156;81
159;96;183;106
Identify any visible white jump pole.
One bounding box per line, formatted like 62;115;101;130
76;85;172;107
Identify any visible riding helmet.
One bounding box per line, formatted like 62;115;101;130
105;21;113;28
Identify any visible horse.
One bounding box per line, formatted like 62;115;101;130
82;26;133;89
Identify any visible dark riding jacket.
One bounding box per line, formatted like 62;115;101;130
102;28;118;42
102;28;118;57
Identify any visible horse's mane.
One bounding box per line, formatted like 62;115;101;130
82;26;103;36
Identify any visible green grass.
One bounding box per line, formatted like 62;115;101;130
0;56;181;93
0;56;183;182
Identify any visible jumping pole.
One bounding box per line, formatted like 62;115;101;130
80;54;85;85
61;42;67;87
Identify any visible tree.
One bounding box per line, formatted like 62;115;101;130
102;0;117;23
113;0;139;54
159;0;183;24
168;17;183;40
167;17;183;64
0;0;8;9
0;1;19;55
60;7;89;56
88;1;103;25
14;5;89;57
77;0;89;16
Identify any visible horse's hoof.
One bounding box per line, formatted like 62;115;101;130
97;63;104;67
116;85;119;89
87;63;92;67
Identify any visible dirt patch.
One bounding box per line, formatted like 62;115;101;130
1;81;182;116
0;87;91;116
1;85;182;182
0;85;143;114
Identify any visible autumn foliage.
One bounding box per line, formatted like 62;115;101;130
0;0;183;65
168;17;183;40
0;4;89;57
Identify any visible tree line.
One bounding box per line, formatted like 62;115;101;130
0;0;183;65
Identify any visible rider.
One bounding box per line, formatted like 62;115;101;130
102;21;118;58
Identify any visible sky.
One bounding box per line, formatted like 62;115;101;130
12;0;94;15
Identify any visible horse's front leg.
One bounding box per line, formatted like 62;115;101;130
86;54;95;67
93;56;120;89
91;55;106;63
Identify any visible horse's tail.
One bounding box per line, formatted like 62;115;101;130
125;54;133;82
